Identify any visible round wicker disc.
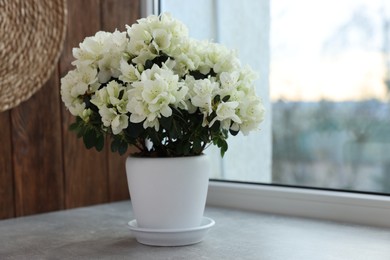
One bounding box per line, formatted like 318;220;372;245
0;0;67;112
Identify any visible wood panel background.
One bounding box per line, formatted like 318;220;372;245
0;0;140;220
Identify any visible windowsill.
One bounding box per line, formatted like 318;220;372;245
207;181;390;227
1;201;389;259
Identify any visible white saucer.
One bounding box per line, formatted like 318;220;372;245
127;217;215;246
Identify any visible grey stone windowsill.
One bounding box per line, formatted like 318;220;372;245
1;201;389;260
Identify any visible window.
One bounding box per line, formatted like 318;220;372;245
159;0;272;183
159;0;390;194
146;0;390;227
270;0;390;194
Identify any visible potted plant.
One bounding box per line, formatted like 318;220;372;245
60;13;265;246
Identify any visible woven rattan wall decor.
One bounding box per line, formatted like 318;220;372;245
0;0;68;112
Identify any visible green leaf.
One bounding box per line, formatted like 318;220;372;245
210;120;221;132
170;120;182;140
76;127;84;138
229;128;239;136
69;117;84;138
118;141;128;155
160;115;172;130
192;140;202;154
207;112;217;124
111;137;127;155
127;122;144;138
183;141;190;155
145;59;153;70
111;139;119;153
69;122;79;132
219;139;228;157
189;70;207;80
222;95;230;102
95;134;105;152
220;147;227;157
151;54;170;67
118;89;125;100
175;142;183;155
83;128;96;149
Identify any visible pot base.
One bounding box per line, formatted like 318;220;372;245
127;217;215;246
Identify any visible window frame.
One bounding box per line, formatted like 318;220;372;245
207;180;390;227
147;0;390;228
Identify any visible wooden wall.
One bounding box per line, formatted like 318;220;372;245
0;0;140;220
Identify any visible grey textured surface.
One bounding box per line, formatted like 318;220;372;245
1;201;390;260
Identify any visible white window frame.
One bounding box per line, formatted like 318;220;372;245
207;181;390;227
144;0;390;228
140;0;160;17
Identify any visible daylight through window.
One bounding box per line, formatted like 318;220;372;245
160;0;390;194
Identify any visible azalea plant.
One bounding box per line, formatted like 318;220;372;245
61;13;265;157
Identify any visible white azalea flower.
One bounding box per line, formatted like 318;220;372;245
80;108;92;122
68;102;86;118
90;80;129;134
210;101;241;130
90;86;108;108
143;117;160;131
239;65;258;84
111;114;129;135
238;97;265;135
119;60;141;83
142;85;171;116
97;51;123;83
72;30;128;76
131;47;158;65
99;106;129;135
100;106;116;127
126;13;188;65
127;63;188;130
220;71;240;89
189;78;218;114
127;85;148;123
60;12;265;156
60;66;99;121
107;81;128;113
72;31;111;65
61;70;81;108
151;28;172;52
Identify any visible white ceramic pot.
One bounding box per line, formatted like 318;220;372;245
126;154;210;230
